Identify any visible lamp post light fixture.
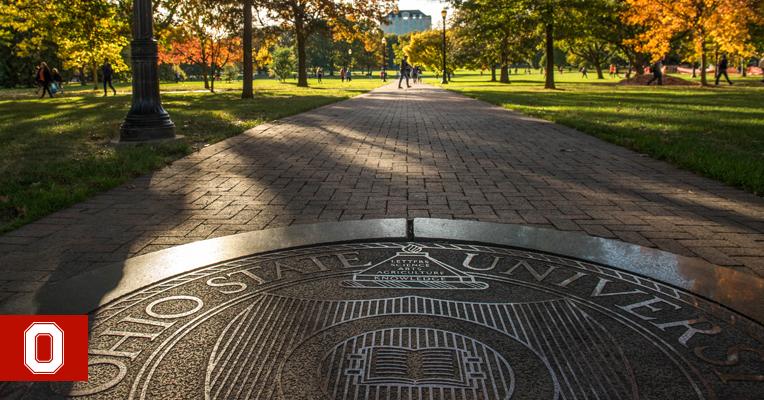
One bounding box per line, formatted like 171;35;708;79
120;0;176;142
441;8;448;85
382;37;387;82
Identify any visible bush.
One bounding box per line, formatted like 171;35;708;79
222;65;238;82
270;47;295;82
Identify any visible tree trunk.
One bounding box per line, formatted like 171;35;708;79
79;67;87;86
242;0;253;99
92;63;99;90
632;52;647;75
700;42;708;86
595;64;604;79
210;63;216;93
500;64;509;83
544;22;555;89
296;34;308;87
490;65;496;81
692;63;696;78
295;18;308;87
741;57;747;77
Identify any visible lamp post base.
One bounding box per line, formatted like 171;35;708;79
119;111;176;142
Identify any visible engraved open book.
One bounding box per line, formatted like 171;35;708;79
351;347;481;386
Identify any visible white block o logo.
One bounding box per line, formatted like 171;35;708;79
24;322;64;374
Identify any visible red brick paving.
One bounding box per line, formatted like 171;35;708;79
1;84;763;300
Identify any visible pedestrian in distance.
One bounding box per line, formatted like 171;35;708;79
345;68;352;82
317;67;323;83
411;65;418;84
37;62;53;98
646;60;663;85
51;68;64;95
340;66;346;83
398;57;411;89
580;66;588;78
101;59;117;96
33;65;43;95
609;64;617;78
715;54;732;85
416;66;423;83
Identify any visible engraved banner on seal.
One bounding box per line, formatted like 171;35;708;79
342;244;488;289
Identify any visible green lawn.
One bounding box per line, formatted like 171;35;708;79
0;77;385;233
429;71;764;195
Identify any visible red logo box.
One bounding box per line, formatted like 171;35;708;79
0;315;88;381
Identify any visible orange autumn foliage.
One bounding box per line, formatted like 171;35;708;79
159;36;241;69
623;0;761;62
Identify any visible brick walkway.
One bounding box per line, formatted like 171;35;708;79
1;83;763;303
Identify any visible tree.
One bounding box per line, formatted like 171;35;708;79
623;0;761;85
448;0;588;88
307;23;336;73
391;33;411;67
261;0;394;87
562;37;616;79
270;46;295;81
452;0;538;83
0;0;60;87
382;34;399;70
560;0;622;79
59;0;130;88
404;29;458;78
160;0;241;92
0;0;129;87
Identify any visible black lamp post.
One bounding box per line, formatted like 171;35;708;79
382;37;387;82
441;8;448;84
119;0;175;142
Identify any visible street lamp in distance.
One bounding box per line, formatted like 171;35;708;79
382;37;387;82
347;48;353;78
441;8;448;85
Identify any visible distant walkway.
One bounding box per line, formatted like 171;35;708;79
1;83;763;303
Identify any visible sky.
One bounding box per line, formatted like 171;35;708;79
397;0;450;28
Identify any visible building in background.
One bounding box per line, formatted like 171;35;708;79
381;10;432;35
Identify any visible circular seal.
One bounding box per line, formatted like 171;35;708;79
30;242;764;399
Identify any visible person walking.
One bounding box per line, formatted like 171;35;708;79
317;67;323;83
398;57;411;89
101;59;117;96
609;64;617;78
340;66;346;83
715;54;733;85
345;67;352;82
51;68;64;95
646;60;663;85
580;66;588;78
411;65;418;84
37;62;53;98
33;65;43;95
